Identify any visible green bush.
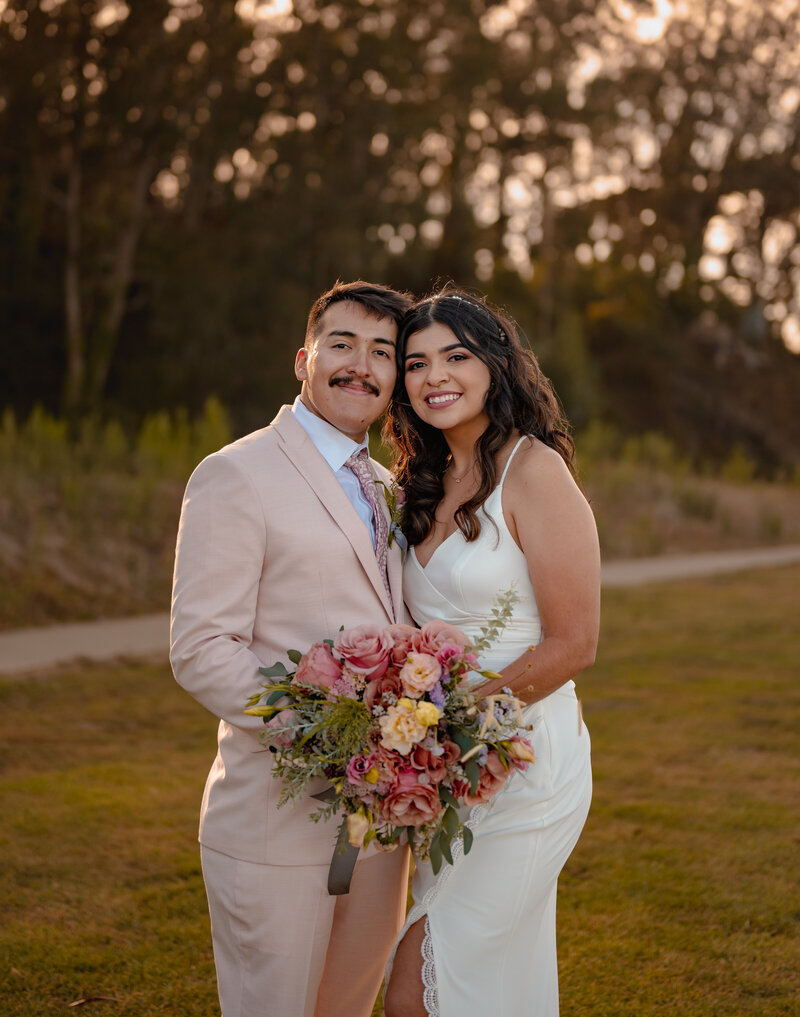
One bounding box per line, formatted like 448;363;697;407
0;398;232;482
719;445;757;484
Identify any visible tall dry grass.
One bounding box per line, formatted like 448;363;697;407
0;407;799;630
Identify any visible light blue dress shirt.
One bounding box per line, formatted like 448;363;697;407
291;396;376;544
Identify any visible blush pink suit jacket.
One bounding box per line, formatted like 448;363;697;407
170;405;405;866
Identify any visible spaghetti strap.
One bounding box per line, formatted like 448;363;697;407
498;436;527;487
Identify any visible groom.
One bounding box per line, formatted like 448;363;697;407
170;281;412;1017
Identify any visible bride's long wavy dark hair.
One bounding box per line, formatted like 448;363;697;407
383;287;575;547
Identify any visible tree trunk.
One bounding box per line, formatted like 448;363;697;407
62;151;84;422
88;153;157;405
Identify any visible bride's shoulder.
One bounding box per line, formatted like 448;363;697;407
508;436;570;477
504;437;582;504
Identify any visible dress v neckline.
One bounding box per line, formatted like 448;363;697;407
411;436;527;571
412;529;462;571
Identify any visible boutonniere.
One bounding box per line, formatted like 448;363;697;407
376;479;407;555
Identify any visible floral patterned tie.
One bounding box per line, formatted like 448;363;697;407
345;448;393;612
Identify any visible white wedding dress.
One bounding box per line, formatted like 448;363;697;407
386;438;592;1017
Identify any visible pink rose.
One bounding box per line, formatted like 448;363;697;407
363;670;404;712
381;765;443;828
345;752;378;785
334;625;392;678
294;642;342;689
398;652;442;698
384;624;418;668
463;750;511;806
264;709;298;750
436;642;472;682
412;619;471;657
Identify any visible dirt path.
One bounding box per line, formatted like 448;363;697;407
2;545;799;677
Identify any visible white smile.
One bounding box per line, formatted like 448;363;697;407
425;393;461;406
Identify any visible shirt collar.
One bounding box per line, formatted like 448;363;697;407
292;396;369;473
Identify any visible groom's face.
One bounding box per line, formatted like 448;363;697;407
295;300;398;441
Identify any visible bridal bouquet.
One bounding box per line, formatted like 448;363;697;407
244;591;535;874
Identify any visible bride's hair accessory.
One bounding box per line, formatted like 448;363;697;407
433;292;508;344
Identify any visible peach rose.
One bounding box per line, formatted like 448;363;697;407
381;765;443;828
507;736;536;769
384;624;418;668
398;653;442;698
334;625;392;678
440;739;462;767
294;641;342;689
463;750;511;806
412;619;471;657
378;699;427;754
409;743;449;784
363;670;404;712
370;742;404;783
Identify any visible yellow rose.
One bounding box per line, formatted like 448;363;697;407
507;738;536;764
415;701;441;727
347;811;370;848
378;701;427;754
365;767;380;784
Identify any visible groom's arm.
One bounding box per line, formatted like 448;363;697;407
170;451;271;732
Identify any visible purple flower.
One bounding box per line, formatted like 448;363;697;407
429;681;446;710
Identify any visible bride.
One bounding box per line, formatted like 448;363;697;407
382;288;601;1017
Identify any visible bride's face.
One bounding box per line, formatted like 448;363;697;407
403;322;492;433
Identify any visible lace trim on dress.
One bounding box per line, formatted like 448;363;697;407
421;915;438;1015
384;796;493;1017
383;705;540;1015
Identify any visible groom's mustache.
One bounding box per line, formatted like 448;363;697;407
329;376;380;397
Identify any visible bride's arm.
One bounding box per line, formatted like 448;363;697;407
475;441;601;704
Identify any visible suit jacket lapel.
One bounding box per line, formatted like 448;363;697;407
272;406;395;621
374;467;404;624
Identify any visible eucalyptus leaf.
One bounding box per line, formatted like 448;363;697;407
441;833;454;866
287;649;302;665
463;825;474;855
451;729;473;754
465;757;481;794
439;786;459;809
442;806;459;838
429;835;443;876
259;662;289;678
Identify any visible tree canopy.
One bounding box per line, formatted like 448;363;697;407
1;0;799;465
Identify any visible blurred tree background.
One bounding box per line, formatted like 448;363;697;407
1;0;799;469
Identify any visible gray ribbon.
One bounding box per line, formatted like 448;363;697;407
311;787;360;895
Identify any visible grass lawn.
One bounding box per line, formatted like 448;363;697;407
1;566;799;1016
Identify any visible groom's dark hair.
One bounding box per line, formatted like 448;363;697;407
304;280;412;347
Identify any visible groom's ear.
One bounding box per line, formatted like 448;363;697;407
295;348;309;381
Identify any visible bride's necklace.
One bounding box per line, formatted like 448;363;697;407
447;460;473;484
